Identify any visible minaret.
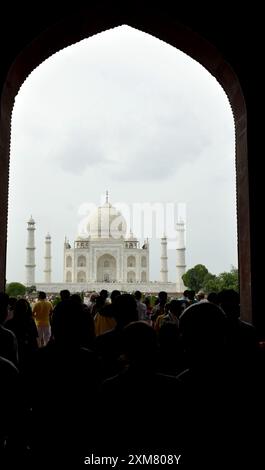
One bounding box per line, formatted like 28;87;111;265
44;233;52;283
160;235;168;282
176;219;186;292
25;216;36;286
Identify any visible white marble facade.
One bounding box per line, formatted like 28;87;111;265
63;199;149;284
27;195;186;293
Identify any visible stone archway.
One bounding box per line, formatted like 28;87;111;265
127;256;136;267
97;254;117;282
0;7;251;323
77;255;86;267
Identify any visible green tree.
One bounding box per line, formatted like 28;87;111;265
6;282;26;297
202;273;221;293
218;267;239;292
182;264;209;292
25;285;36;295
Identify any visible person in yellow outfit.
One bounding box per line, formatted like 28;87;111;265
32;291;53;347
94;290;119;336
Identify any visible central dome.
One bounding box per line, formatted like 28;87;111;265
88;201;127;239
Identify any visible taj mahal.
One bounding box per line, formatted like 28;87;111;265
25;193;186;294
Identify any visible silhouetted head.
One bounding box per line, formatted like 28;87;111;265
100;289;108;300
113;294;138;327
179;302;227;360
110;290;121;303
60;289;71;301
38;291;46;300
207;292;219;305
183;290;190;298
52;297;95;347
13;298;32;323
169;299;186;318
158;291;167;305
187;290;196;301
0;292;9;324
70;293;82;305
217;289;240;320
122;321;158;370
134;291;142;301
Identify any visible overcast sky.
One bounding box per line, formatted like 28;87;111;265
6;25;237;284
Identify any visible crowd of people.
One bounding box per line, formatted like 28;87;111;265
0;287;264;465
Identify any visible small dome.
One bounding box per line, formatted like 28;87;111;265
28;215;35;224
127;230;137;241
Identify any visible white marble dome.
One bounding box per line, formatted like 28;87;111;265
87;202;127;239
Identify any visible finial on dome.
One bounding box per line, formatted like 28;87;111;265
106;190;109;203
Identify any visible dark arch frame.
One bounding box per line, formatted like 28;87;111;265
0;9;250;320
